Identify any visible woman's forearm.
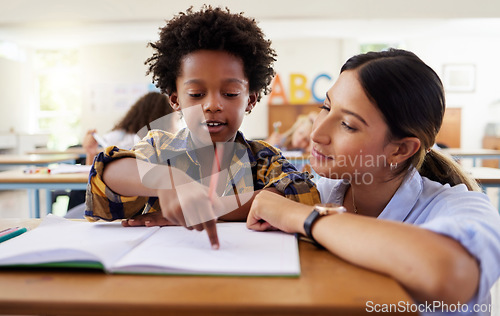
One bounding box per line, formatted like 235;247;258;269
248;191;479;304
311;214;479;303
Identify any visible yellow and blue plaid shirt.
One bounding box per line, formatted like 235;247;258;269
85;128;320;221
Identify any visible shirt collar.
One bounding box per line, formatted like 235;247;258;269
324;168;423;222
377;168;423;221
165;129;250;165
168;129;253;195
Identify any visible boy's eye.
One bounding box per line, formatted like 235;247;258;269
225;93;240;97
188;93;204;98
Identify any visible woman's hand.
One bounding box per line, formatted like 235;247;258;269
246;190;312;234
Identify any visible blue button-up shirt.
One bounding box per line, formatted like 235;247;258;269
317;169;500;315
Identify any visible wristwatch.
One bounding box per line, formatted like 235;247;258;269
303;203;346;246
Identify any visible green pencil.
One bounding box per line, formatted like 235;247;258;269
0;227;28;243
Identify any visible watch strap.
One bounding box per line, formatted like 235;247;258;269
303;209;321;246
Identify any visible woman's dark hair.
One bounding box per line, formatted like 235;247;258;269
113;92;174;134
145;5;276;102
342;48;479;191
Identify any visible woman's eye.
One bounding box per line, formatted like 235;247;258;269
341;121;356;131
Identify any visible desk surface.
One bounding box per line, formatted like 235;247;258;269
0;219;414;316
0;154;80;165
442;148;500;157
0;168;88;184
467;167;500;184
26;147;87;156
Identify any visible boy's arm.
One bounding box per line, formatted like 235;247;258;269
217;187;281;221
86;129;174;221
85;147;151;221
251;141;321;206
103;157;166;197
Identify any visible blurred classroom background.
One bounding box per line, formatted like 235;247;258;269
1;0;500;218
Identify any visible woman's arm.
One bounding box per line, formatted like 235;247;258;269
247;190;479;304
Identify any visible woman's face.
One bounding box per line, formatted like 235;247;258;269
309;70;393;182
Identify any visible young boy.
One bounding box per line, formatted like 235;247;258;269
85;6;320;248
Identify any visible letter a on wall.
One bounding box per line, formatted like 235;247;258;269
268;74;288;105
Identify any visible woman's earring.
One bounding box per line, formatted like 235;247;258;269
390;162;398;171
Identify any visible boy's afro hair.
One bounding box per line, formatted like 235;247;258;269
145;5;276;102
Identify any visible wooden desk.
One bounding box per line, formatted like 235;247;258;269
26;148;87;159
0;169;88;217
0;220;414;316
0;154;80;167
467;167;500;210
442;148;500;168
467;167;500;187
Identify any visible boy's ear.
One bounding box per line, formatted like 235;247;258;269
246;93;257;112
388;137;421;165
169;93;181;111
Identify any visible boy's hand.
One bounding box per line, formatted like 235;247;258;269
121;163;224;249
123;184;220;249
121;212;175;227
159;180;221;249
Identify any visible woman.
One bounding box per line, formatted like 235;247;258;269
247;49;500;313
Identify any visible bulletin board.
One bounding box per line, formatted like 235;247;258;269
435;107;461;148
268;104;461;148
267;103;321;135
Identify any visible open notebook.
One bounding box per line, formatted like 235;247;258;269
0;215;300;276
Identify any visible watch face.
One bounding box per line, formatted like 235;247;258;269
315;203;346;215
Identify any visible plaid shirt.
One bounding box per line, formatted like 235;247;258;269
85;128;320;221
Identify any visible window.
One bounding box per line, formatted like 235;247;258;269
360;43;399;53
34;50;82;150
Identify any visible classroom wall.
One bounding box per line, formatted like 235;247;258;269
79;42;154;138
80;38;349;141
1;33;499;149
0;55;34;134
405;36;500;149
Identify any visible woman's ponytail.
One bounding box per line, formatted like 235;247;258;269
419;149;481;192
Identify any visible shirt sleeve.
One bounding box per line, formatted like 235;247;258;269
84;145;154;221
418;190;500;307
85;129;181;221
252;141;320;206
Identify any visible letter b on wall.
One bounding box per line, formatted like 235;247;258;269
289;73;311;104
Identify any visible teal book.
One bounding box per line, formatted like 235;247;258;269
0;215;300;276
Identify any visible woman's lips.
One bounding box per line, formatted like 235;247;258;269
311;147;333;160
